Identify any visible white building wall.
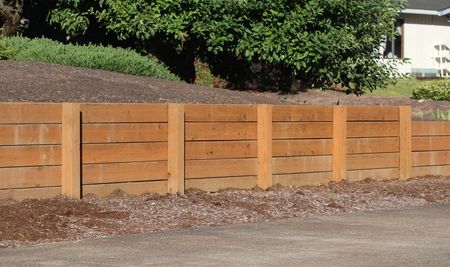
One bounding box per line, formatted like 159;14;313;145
400;13;450;75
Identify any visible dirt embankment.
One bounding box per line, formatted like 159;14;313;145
1;176;449;248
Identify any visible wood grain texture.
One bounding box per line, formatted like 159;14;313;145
347;153;399;170
272;105;333;122
185;122;256;141
82;123;167;143
0;186;61;201
82;142;167;164
272;156;332;174
0;103;61;123
62;103;81;199
83;181;167;196
346;168;399;182
273;139;332;157
83;161;168;185
412;165;450;177
81;104;168;123
168;104;185;194
0;166;61;189
347;138;399;154
0;145;61;167
347;106;399;121
412;136;450;151
257;104;272;189
412;121;450;136
0;124;61;145
347;122;399;137
186;176;257;191
399;106;412;180
186;141;256;160
185;104;257;122
333;106;347;182
273;172;332;187
272;122;332;139
185;159;257;179
412;151;450;167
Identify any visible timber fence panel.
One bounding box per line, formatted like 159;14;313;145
79;104;169;196
346;106;402;182
0;103;62;200
412;120;450;177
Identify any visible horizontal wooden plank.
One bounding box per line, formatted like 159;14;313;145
186;176;257;191
82;123;167;143
185;123;256;141
185;104;257;122
412;165;450;177
82;142;167;164
272;105;333;122
273;139;332;157
272;122;333;139
347;106;399;121
0;166;61;189
272;156;332;174
412;121;450;136
83;180;167;196
0;145;61;167
412;136;450;151
347;137;399;154
0;186;61;201
273;172;332;186
0;124;61;145
81;104;167;123
346;168;399;182
83;161;168;184
185;159;257;179
347;153;399;170
0;103;62;124
186;141;256;160
412;151;450;167
347;122;399;138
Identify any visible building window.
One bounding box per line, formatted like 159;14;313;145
382;19;404;59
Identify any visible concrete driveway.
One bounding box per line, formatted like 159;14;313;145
1;205;450;267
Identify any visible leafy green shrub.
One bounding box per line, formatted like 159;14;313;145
412;80;450;101
5;36;180;81
47;0;405;94
194;60;227;88
0;37;14;60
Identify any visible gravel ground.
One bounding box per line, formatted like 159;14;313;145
1;176;450;248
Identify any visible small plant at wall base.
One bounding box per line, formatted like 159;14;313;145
412;80;450;101
432;108;450;121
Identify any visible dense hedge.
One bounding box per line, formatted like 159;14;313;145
412;80;450;101
3;37;180;81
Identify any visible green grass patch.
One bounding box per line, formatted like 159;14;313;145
3;36;180;81
369;78;421;97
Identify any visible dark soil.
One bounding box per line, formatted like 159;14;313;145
2;61;449;119
0;61;282;104
1;176;450;248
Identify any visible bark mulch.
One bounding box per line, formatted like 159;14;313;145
1;176;450;248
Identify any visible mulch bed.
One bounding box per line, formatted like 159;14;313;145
1;176;450;248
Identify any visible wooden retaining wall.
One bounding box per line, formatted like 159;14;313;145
0;103;448;200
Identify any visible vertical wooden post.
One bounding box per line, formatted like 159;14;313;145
62;103;81;199
399;106;412;180
332;106;347;182
257;104;272;189
168;104;185;194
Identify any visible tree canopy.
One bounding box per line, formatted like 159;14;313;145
2;0;406;94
